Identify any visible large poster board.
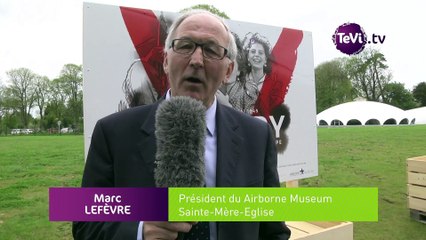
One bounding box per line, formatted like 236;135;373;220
83;2;317;181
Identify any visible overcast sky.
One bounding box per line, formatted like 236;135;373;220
0;0;424;89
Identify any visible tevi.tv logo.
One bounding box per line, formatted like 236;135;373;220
332;22;385;55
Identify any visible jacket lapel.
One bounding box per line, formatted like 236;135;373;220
215;104;242;187
138;103;160;175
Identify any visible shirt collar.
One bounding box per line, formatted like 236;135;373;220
166;90;216;136
205;97;217;136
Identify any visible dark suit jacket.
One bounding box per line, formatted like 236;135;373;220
73;101;291;240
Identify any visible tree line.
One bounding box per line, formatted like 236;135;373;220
2;48;426;135
0;64;82;135
316;48;426;113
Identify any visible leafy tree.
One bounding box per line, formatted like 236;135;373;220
34;75;51;130
0;83;4;117
345;48;391;101
1;84;19;133
1;64;84;132
1;112;20;134
382;82;417;110
180;4;230;19
44;78;67;129
5;68;37;127
0;85;18;115
44;102;70;131
0;84;5;133
315;58;355;113
1;85;25;132
413;82;426;106
58;64;83;130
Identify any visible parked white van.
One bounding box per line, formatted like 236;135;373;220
22;129;34;134
11;129;21;134
61;127;73;133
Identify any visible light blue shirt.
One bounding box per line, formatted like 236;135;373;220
138;91;217;240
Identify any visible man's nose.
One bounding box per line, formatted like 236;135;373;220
189;46;204;68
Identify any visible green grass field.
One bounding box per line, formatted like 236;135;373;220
302;125;426;239
0;125;425;239
0;135;84;240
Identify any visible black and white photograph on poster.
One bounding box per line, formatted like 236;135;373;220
83;2;317;181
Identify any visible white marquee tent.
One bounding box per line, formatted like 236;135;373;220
317;101;415;126
405;106;426;125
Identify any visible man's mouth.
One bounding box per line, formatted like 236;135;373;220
186;77;203;84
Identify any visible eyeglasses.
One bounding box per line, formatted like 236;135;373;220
170;39;228;60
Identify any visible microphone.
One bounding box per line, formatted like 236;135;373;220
154;96;207;240
154;96;207;187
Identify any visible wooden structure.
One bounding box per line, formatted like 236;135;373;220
407;155;426;223
285;180;354;239
288;221;353;240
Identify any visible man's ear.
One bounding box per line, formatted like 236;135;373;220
163;52;169;74
224;60;234;84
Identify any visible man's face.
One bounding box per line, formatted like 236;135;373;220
163;13;234;107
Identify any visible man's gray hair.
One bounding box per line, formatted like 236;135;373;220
164;10;237;62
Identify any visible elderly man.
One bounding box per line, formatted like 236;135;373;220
73;10;291;240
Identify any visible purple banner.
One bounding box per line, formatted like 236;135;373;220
49;187;168;221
